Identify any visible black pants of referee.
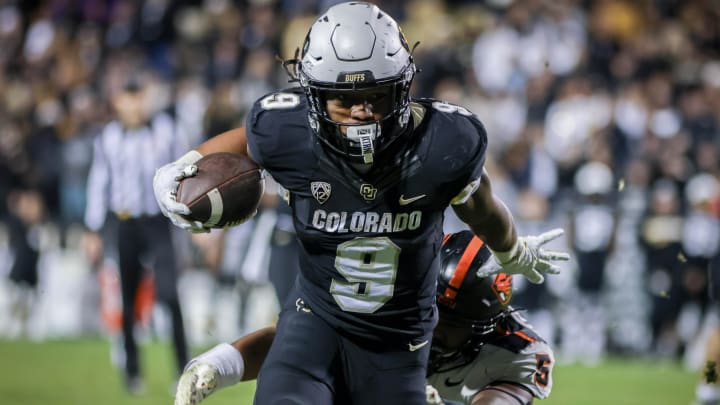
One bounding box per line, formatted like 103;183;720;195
115;213;188;380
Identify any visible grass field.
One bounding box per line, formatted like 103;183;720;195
0;339;698;405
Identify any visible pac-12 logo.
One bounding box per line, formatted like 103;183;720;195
311;181;331;204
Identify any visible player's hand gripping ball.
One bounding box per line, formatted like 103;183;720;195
175;153;264;229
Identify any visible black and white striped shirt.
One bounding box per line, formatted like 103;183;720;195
84;112;191;231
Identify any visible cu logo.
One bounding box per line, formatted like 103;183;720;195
359;184;377;201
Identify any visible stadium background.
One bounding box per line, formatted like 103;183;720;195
0;0;718;403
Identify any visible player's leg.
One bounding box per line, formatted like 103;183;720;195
117;219;145;391
253;298;340;405
6;214;39;336
344;336;430;404
148;216;189;374
472;383;534;405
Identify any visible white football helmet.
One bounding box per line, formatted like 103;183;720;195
297;2;416;164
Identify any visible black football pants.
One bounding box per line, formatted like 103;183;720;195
254;291;430;404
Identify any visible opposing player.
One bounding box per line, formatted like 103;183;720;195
427;231;553;404
154;2;568;403
175;230;554;405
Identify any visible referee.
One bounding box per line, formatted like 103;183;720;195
84;76;190;394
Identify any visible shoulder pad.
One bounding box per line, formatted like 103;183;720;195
245;88;311;172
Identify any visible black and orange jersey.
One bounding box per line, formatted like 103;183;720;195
426;311;554;401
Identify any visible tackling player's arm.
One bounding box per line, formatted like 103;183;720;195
471;384;533;405
229;325;275;381
452;170;570;284
174;326;276;405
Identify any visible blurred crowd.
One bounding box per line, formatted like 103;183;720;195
1;0;719;371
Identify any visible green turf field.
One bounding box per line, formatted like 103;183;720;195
0;339;698;404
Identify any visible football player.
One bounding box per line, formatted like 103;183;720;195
427;231;554;404
174;230;554;405
154;2;568;403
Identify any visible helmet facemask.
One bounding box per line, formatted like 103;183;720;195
428;231;513;375
429;303;510;375
299;67;414;164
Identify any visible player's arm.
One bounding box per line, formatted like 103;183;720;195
230;325;274;381
470;383;534;405
196;127;249;157
153;127;254;232
452;170;569;284
452;170;516;252
175;325;276;405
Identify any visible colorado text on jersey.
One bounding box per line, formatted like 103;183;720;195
311;209;422;233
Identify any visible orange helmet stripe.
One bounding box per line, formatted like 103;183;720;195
443;236;484;300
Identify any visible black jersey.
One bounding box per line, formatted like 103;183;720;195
245;88;487;346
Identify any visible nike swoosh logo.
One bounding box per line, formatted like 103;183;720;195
399;194;426;206
444;377;464;387
407;340;429;352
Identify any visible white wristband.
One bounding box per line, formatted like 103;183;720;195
187;343;245;389
489;238;519;264
177;150;203;166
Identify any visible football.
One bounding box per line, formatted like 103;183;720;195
175;152;264;228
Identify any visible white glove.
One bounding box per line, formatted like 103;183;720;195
486;228;570;284
174;343;245;405
153;150;208;233
426;385;445;405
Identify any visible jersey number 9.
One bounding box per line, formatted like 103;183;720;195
331;237;400;313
